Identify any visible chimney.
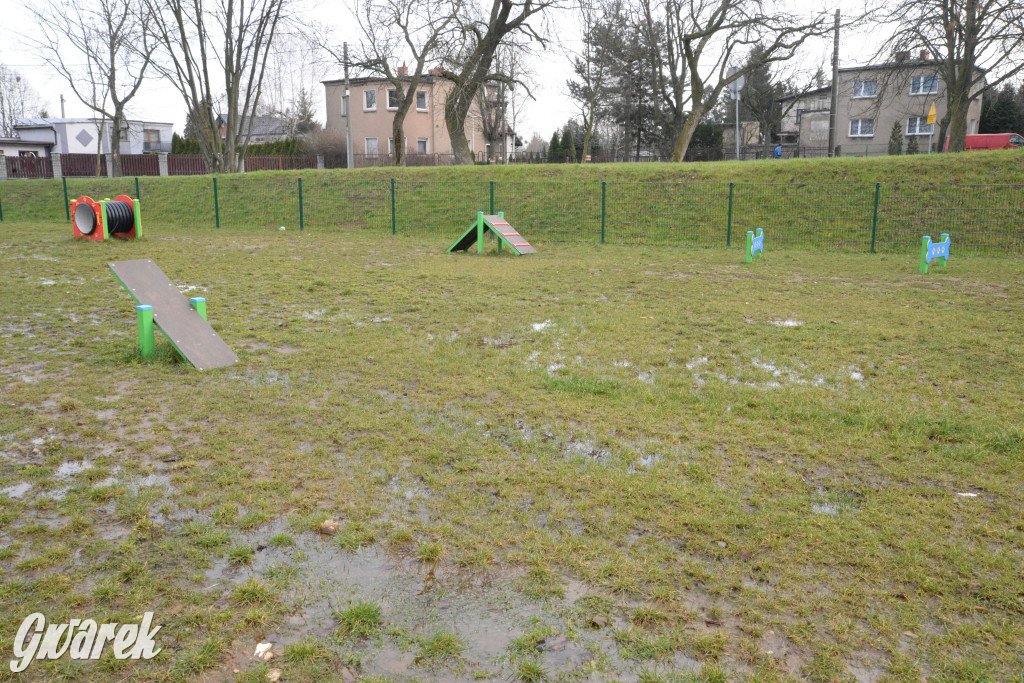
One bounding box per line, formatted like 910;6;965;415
894;50;910;62
919;49;930;60
429;67;442;76
398;65;408;77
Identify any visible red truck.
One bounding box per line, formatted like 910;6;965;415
944;133;1024;151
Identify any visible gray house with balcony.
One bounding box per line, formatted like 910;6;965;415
14;118;174;155
779;54;985;155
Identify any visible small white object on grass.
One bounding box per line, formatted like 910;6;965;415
955;492;979;498
254;642;273;658
279;226;286;231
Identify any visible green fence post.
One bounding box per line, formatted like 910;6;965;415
870;182;880;253
390;178;396;235
213;177;220;228
0;190;4;221
489;181;495;215
135;176;141;199
726;182;734;247
600;181;606;244
189;297;207;320
62;177;70;221
298;177;304;231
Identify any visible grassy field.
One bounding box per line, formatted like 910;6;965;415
1;151;1023;253
1;217;1023;682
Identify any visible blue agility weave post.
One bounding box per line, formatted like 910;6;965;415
920;233;950;273
746;229;764;263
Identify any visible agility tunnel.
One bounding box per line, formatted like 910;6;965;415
71;195;142;241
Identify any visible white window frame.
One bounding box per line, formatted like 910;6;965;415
365;137;379;156
910;75;939;96
387;89;399;110
849;118;875;137
852;80;877;99
907;116;933;136
363;89;377;111
388;137;394;155
416;138;428;154
416;91;428;111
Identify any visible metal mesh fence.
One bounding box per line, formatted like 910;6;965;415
2;174;1022;254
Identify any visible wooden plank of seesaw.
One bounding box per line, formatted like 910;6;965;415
109;259;239;370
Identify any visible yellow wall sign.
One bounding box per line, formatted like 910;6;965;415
927;103;937;124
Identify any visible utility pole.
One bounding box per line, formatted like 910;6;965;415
60;94;66;118
827;8;840;157
344;42;352;170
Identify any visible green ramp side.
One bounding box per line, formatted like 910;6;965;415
447;212;536;255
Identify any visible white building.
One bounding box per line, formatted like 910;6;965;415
14;118;174;155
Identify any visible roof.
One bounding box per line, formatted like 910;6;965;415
777;86;832;103
15;117;174;127
0;136;52;145
321;74;442;87
838;59;985;74
217;114;291;136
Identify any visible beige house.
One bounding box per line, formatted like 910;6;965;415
780;54;985;155
323;68;506;162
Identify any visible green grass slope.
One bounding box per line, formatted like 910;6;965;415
2;150;1022;253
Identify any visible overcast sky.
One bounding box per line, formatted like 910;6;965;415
0;0;883;143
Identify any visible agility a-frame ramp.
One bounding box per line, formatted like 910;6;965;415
447;212;537;255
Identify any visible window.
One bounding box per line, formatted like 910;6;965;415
144;129;160;143
852;80;877;98
342;94;348;116
387;89;399;110
388;137;394;155
119;128;129;141
365;137;379;156
1011;134;1024;147
849;119;875;137
417;138;428;154
907;116;933;136
911;75;938;95
363;90;377;111
416;91;427;111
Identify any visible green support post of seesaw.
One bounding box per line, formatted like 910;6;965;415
190;297;207;320
136;305;155;358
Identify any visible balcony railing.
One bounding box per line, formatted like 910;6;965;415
143;141;172;153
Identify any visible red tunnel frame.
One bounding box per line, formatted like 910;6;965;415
70;196;105;241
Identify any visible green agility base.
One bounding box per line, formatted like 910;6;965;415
447;212;537;255
745;228;764;263
71;195;142;241
920;233;950;273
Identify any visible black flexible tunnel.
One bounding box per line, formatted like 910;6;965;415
105;200;135;234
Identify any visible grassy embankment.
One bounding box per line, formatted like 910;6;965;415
2;150;1022;252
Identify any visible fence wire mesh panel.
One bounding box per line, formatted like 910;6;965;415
605;182;729;245
135;176;214;226
494;181;601;243
0;180;66;222
876;184;1024;253
215;175;294;230
303;177;391;232
394;181;490;240
732;183;876;250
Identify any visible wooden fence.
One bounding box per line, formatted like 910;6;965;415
4;156;53;179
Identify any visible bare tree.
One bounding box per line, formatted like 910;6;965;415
0;65;40;137
147;0;288;172
27;0;156;176
876;0;1024;152
650;0;832;161
439;0;560;165
325;0;460;165
566;0;622;160
261;29;327;135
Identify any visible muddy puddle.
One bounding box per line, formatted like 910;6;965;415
202;521;697;681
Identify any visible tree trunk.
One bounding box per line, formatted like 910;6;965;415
111;109;123;177
670;104;708;162
445;95;475;164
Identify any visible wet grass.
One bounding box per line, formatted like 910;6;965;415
0;220;1022;680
